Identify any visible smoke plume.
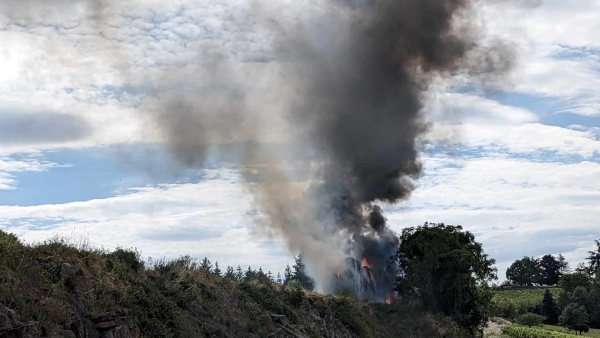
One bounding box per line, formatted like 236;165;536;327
3;0;514;298
143;0;513;296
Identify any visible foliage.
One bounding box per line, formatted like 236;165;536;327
559;303;589;332
587;240;600;277
559;273;591;293
541;324;600;337
395;222;497;334
541;289;560;325
502;325;579;338
108;247;144;272
506;257;542;286
283;264;293;285
539;254;570;286
0;229;476;338
490;288;562;320
515;313;545;327
292;254;315;291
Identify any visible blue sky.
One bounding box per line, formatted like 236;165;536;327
0;0;599;280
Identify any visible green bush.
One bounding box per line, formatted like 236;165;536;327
515;313;545;327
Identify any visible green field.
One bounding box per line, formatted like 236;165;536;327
491;287;562;318
499;325;600;338
542;325;600;337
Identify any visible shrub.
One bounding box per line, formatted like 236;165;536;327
515;313;545;327
108;247;144;272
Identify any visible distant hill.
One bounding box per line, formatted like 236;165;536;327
0;230;469;338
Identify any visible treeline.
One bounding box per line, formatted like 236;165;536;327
172;254;314;289
497;240;600;334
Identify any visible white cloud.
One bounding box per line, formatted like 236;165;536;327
482;0;600;116
384;156;600;279
0;168;294;272
0;157;67;190
0;0;598;282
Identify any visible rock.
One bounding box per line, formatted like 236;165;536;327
0;311;14;332
19;321;42;338
94;321;116;331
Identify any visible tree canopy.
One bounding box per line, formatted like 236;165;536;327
506;256;542;286
395;222;497;334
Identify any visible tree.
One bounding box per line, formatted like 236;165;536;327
587;240;600;277
539;254;569;285
506;256;541;286
276;272;283;284
267;270;273;282
235;265;244;281
293;254;315;291
540;289;560;325
516;313;545;327
224;265;235;280
213;262;222;276
395;223;497;334
200;257;213;272
573;323;589;335
559;273;591;293
245;266;256;281
284;265;293;285
559;303;589;333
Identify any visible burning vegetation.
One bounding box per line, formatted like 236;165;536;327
142;0;512;303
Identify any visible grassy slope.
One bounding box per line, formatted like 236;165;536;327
0;231;468;338
542;325;600;337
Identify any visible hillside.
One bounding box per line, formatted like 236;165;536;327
491;287;562;319
0;231;469;338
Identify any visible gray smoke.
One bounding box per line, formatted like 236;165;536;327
3;0;514;298
238;0;513;295
143;0;513;296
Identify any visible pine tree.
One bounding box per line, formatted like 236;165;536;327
245;266;256;281
200;257;213;272
213;262;222;276
235;265;244;281
225;265;235;280
276;272;283;284
541;289;560;324
267;270;273;282
284;264;293;285
293;254;315;290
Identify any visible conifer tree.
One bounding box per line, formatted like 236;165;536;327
213;261;222;276
200;257;213;272
541;289;560;324
284;264;293;285
225;265;235;280
245;266;256;281
293;254;315;290
235;265;244;281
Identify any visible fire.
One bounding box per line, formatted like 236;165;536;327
361;258;375;282
385;297;392;305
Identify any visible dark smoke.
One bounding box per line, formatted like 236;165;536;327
3;0;514;299
140;0;513;297
249;0;513;296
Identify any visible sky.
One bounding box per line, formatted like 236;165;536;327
0;0;599;281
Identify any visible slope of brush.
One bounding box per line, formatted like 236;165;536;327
0;230;469;338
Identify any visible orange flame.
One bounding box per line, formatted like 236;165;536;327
385;297;392;305
361;258;375;281
361;258;372;269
